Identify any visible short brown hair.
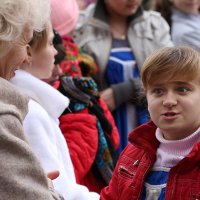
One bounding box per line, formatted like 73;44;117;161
141;46;200;90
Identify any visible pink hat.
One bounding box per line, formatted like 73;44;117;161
51;0;79;37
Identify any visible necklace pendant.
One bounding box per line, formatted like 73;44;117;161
121;35;126;40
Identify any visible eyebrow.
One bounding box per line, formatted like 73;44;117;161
150;81;190;87
173;81;189;85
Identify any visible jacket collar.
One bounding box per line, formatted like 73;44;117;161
10;70;69;119
128;121;159;158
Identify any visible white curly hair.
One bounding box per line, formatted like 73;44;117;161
0;0;50;56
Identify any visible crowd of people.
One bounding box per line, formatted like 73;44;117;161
0;0;200;199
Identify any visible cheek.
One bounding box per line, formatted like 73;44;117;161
44;48;55;61
147;102;154;115
11;46;26;64
173;0;182;9
147;97;159;113
14;48;27;65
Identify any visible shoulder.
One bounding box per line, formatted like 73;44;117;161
147;10;167;21
129;10;171;41
171;13;195;36
144;10;162;17
28;99;47;115
73;4;105;42
0;78;28;121
142;10;169;28
25;99;50;124
143;10;163;20
76;3;95;29
23;99;56;140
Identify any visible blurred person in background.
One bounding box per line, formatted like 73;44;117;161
73;0;173;154
76;0;96;10
51;0;79;37
150;0;200;51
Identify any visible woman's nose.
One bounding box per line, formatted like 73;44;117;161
53;47;58;56
163;92;177;107
53;64;63;76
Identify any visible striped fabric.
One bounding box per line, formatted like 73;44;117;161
140;167;170;200
105;39;148;154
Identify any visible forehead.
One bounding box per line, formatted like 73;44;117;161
148;76;200;87
149;68;200;84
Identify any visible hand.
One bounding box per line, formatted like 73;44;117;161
100;88;116;111
47;170;60;188
47;170;60;180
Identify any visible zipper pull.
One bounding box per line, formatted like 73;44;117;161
133;160;139;166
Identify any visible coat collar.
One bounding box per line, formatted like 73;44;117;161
128;121;159;158
10;70;69;119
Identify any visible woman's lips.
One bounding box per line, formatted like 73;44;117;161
126;3;138;8
161;112;180;120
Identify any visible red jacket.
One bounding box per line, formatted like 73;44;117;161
59;98;119;193
100;121;200;200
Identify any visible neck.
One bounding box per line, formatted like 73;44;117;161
162;127;198;140
106;5;128;39
108;15;128;40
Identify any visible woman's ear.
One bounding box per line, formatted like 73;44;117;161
26;44;33;64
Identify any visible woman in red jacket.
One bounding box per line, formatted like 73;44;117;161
101;46;200;199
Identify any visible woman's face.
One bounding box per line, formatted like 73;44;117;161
105;0;142;17
26;24;58;79
173;0;200;15
0;26;33;80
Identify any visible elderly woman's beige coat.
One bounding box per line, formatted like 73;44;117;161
0;77;60;200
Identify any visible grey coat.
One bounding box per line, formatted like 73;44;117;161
73;1;173;106
0;77;60;200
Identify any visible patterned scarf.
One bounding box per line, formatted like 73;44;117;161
58;76;117;184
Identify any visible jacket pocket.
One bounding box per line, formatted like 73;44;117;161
118;165;135;179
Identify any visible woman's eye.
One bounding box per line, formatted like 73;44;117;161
152;88;163;95
177;87;189;93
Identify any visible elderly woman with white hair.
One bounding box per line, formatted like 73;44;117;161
0;0;61;199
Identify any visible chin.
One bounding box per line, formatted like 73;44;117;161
40;75;51;80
